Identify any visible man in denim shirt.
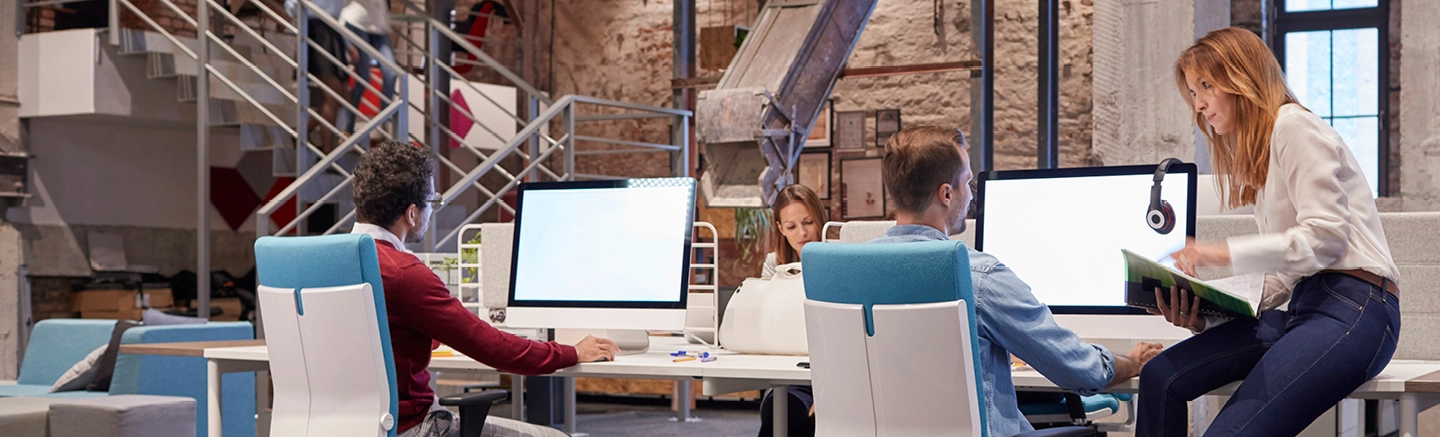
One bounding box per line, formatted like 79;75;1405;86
869;126;1163;436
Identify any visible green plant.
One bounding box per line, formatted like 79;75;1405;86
734;207;772;265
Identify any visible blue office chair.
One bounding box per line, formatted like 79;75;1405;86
255;234;504;437
801;240;1098;437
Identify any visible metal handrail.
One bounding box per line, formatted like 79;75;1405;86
299;1;406;76
432;94;691;247
257;95;406;219
394;0;551;105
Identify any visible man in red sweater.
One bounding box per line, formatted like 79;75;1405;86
352;140;618;437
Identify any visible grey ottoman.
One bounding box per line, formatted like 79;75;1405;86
49;395;196;437
0;397;63;437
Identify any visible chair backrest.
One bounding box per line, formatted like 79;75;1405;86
833;220;977;247
801;240;986;436
255;234;398;437
17;319;117;385
109;322;257;437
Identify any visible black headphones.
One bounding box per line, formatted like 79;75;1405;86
1148;158;1183;234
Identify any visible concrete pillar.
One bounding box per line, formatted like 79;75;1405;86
1192;0;1231;174
1400;0;1440;212
0;0;23;379
1091;0;1199;166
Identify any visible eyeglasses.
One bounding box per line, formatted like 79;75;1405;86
424;194;444;208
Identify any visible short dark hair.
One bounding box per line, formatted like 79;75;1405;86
354;140;436;228
882;126;968;215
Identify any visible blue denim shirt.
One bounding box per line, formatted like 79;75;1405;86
869;225;1116;437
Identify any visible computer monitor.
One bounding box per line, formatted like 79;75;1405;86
975;163;1197;315
505;178;695;331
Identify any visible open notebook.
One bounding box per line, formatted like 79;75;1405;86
1122;249;1263;318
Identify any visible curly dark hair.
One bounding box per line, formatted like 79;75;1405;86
353;140;436;228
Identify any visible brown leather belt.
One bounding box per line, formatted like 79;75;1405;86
1321;269;1400;296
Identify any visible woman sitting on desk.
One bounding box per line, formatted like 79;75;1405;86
757;184;825;436
761;184;826;279
1138;27;1401;436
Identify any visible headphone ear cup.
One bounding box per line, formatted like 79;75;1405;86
1156;201;1176;234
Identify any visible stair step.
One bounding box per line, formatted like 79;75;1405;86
176;73;289;108
239;124;292;151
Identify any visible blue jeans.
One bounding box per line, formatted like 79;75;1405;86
336;24;397;133
1136;272;1400;436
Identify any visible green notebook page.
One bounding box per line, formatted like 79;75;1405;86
1121;248;1261;317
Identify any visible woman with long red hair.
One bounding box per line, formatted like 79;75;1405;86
1138;27;1401;436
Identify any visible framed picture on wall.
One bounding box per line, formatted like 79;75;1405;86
834;110;865;150
840;157;885;219
875;109;901;147
796;151;832;199
805;100;832;148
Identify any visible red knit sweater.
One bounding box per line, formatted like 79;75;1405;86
374;241;579;433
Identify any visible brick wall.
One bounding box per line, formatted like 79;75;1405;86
121;0;199;38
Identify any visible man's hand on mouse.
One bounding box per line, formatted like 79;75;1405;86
574;335;619;363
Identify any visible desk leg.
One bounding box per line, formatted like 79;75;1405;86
208;359;223;437
512;375;526;422
563;377;576;435
675;381;693;422
1402;393;1419;437
773;386;787;437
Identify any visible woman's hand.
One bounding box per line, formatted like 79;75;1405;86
1168;237;1231;276
1146;285;1206;332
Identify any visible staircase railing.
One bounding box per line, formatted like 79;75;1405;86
253;1;416;238
98;0;690;254
383;0;692;250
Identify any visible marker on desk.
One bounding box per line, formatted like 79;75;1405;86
700;356;717;363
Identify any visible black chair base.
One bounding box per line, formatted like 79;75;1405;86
439;389;509;437
1016;426;1103;437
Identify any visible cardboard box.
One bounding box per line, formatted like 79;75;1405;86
210;297;243;321
81;308;146;321
70;289;175;312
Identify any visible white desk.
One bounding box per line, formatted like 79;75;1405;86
1013;361;1440;437
205;338;1440;437
204;337;810;437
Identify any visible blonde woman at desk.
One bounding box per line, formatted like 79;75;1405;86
1138;27;1401;437
757;184;824;436
760;184;826;279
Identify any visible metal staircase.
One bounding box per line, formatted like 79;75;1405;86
97;0;692;282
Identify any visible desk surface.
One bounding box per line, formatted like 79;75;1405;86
119;340;266;357
1011;360;1440;396
202;337;1440;397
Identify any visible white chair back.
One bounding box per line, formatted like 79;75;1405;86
805;300;983;436
260;283;395;436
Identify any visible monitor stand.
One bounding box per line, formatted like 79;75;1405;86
608;329;650;355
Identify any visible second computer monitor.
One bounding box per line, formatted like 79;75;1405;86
975;163;1197;314
505;178;696;331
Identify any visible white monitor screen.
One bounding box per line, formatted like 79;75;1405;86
976;164;1196;313
508;178;695;308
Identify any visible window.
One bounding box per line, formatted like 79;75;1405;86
1274;0;1390;197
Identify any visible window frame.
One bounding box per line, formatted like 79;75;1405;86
1272;0;1391;197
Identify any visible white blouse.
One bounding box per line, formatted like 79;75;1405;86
1227;103;1399;311
760;252;778;280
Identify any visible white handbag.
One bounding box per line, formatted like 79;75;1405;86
720;262;809;355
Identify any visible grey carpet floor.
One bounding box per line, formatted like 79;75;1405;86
489;399;763;437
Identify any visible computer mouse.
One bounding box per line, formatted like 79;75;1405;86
595;357;611;362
